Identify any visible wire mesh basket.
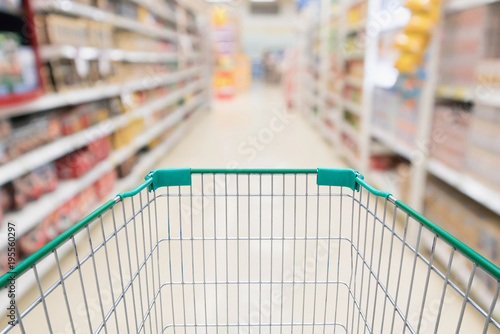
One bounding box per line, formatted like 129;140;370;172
1;169;500;333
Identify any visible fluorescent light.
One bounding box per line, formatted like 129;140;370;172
250;0;276;2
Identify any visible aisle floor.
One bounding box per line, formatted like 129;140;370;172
155;84;348;170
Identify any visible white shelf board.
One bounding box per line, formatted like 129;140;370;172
0;95;204;247
0;80;202;186
40;45;179;63
427;159;500;216
0;66;199;117
371;126;413;161
0;105;204;311
343;99;362;115
345;76;363;89
33;0;177;41
444;0;500;13
476;88;500;107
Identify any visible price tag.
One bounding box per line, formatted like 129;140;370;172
75;57;89;79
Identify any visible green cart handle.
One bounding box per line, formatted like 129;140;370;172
1;168;499;289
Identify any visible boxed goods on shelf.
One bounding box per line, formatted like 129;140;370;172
114;31;173;52
2;114;61;164
94;169;117;199
373;87;399;131
17;169;117;258
342;85;362;106
372;74;422;147
429;102;470;171
440;2;500;88
35;15;113;48
424;175;500;292
3;164;58;211
345;59;364;79
55;136;111;179
465;104;500;190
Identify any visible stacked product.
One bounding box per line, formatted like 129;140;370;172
465;103;500;190
429;102;471;171
394;0;440;73
372;73;423;147
17;170;117;258
372;87;399;131
439;3;500;91
424;176;500;293
439;5;486;88
34;9;178;93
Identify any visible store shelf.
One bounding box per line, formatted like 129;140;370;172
343;99;362;115
476;89;500;107
1;67;199;117
33;0;177;42
444;0;500;13
0;80;202;187
40;45;180;63
1;95;204;248
436;84;474;102
0;102;205;310
371;126;413;161
427;159;500;216
345;76;363;89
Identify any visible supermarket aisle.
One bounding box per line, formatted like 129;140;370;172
155;83;348;170
9;84;494;334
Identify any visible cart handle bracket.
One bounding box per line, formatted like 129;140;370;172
146;168;192;191
316;168;363;192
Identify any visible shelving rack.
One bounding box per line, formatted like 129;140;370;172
298;0;500;213
295;0;500;313
0;0;211;290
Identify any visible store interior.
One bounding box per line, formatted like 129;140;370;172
1;0;500;332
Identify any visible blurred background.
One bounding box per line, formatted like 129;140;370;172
1;0;500;325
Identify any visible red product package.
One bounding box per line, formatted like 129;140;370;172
18;226;47;257
40;212;59;242
56;149;94;179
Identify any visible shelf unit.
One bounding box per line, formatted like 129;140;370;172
295;0;500;313
0;102;206;309
298;0;500;212
0;0;211;291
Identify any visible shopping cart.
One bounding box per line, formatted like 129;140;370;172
1;169;500;334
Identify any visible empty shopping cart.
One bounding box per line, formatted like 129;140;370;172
1;168;500;333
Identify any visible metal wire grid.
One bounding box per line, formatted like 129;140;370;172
2;172;500;333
